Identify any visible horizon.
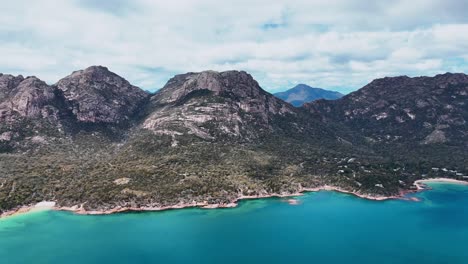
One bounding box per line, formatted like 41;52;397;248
1;1;468;93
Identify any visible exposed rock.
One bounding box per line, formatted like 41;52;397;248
144;70;296;140
30;136;47;144
423;129;447;144
305;73;468;145
0;74;25;101
0;132;12;141
0;76;60;120
11;78;57;117
56;66;149;124
153;70;293;115
114;177;131;185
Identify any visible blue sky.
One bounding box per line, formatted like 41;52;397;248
1;0;468;93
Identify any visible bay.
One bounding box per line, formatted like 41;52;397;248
1;182;467;264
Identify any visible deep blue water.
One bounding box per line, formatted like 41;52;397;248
1;182;467;264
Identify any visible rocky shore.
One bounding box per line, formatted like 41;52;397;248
2;178;467;219
54;185;403;216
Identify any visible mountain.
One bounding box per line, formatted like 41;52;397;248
274;84;343;106
0;66;150;151
0;67;466;215
0;75;62;120
142;70;296;141
305;73;468;168
56;66;149;124
0;74;72;152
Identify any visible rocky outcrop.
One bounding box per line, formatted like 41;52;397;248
144;70;295;140
2;66;151;126
0;75;62;121
0;75;71;148
153;70;293;115
0;66;150;148
305;73;468;146
56;66;149;124
0;74;25;101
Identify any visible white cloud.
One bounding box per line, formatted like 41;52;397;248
0;0;467;94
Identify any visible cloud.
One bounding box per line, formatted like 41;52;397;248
0;0;467;93
76;0;139;15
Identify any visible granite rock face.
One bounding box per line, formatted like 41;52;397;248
153;70;293;115
144;70;296;140
56;66;149;124
0;74;25;101
0;75;62;121
2;68;466;148
305;73;468;146
0;66;150;148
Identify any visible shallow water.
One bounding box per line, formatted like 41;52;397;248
1;183;467;264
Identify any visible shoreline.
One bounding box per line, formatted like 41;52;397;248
0;201;57;219
2;178;467;219
414;178;468;190
54;185;403;216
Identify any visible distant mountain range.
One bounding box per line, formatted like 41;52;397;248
0;66;466;215
274;84;343;106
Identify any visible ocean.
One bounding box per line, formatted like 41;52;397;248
1;182;467;264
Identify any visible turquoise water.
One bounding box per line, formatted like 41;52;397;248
1;183;468;264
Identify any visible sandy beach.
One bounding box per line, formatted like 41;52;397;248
0;201;56;219
414;178;468;190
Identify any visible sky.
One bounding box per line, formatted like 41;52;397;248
1;0;468;94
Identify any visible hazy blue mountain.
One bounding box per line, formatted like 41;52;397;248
274;84;343;106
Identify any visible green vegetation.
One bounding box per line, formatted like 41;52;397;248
1;121;465;214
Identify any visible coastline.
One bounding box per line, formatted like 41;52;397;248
54;185;402;216
2;178;467;219
414;177;468;190
0;201;56;219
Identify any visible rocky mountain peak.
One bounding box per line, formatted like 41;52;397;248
0;75;59;120
143;70;295;141
56;66;149;124
360;73;468;94
153;70;267;105
434;72;468;80
0;74;25;99
151;70;295;116
305;73;468;146
66;65;112;80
